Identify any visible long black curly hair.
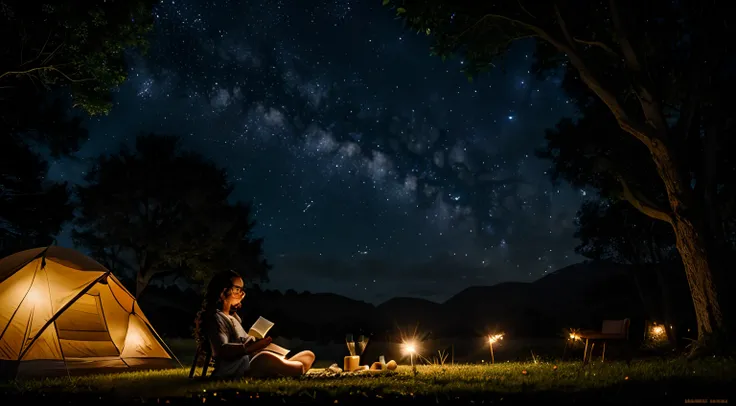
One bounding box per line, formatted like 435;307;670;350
193;270;243;349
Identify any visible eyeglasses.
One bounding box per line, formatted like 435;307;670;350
230;285;244;294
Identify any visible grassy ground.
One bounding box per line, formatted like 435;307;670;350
2;358;734;404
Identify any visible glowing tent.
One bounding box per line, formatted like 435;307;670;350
0;246;180;378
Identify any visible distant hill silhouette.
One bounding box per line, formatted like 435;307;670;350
137;260;695;343
375;297;442;334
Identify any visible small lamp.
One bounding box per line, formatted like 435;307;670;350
402;340;417;371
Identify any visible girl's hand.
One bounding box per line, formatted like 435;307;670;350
243;336;272;354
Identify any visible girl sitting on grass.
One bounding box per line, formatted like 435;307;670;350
193;270;315;378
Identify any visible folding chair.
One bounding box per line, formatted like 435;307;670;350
189;341;213;379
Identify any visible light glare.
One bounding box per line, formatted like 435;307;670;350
402;341;417;354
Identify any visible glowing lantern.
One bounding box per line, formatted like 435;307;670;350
401;340;418;370
488;334;504;364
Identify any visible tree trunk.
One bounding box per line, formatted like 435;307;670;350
649;140;729;352
670;218;725;339
136;271;152;300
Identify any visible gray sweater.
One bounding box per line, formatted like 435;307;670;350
207;310;254;378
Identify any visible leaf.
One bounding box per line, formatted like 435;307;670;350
382;0;390;5
397;7;406;14
426;28;431;35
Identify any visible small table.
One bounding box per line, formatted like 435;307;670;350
577;319;631;363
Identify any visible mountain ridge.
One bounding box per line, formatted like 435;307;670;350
139;260;693;342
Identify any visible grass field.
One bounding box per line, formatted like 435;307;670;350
2;358;734;404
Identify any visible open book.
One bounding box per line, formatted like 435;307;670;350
258;342;289;358
247;316;290;358
248;316;274;339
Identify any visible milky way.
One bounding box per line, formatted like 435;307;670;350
51;0;587;303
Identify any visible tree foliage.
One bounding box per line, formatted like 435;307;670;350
0;133;74;257
0;0;158;257
0;92;90;255
0;0;157;115
73;134;271;298
574;200;676;265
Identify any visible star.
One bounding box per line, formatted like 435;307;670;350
50;0;584;304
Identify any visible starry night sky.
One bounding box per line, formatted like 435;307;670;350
50;0;587;304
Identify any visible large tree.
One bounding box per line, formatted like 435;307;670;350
0;0;157;115
0;127;74;257
385;0;735;353
73;134;271;298
0;92;89;256
0;0;158;256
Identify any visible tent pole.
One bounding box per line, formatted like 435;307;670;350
111;274;183;369
40;255;71;380
0;246;48;285
17;272;111;361
96;283;133;370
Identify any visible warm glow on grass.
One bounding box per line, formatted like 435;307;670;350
5;359;733;401
646;322;669;348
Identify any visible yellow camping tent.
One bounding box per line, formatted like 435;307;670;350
0;246;179;378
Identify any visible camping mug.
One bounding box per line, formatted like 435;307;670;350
343;355;360;372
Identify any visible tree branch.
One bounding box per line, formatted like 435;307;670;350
48;66;95;83
553;4;576;50
608;0;668;137
0;65;94;83
616;175;672;223
477;12;653;145
455;14;493;42
20;30;52;66
608;0;641;71
573;37;620;58
516;0;536;19
41;41;65;67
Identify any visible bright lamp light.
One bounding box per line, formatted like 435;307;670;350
402;342;416;354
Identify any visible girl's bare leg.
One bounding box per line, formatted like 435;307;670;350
249;352;303;377
288;350;315;372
